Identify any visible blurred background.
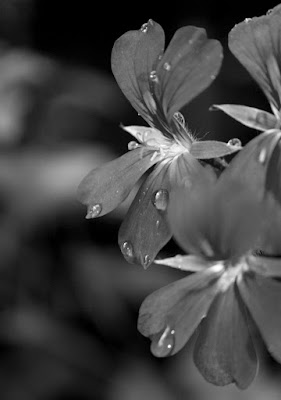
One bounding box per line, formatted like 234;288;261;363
0;0;281;399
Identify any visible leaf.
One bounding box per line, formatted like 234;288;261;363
189;140;241;159
156;26;223;120
229;5;281;111
212;104;278;131
111;20;164;123
238;272;281;363
194;284;257;389
138;266;221;356
77;147;159;217
118;161;171;268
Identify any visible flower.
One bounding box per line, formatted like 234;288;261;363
78;20;241;268
138;170;281;389
212;4;281;204
213;4;281;131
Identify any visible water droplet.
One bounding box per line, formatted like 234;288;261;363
121;241;134;262
140;22;149;33
163;62;171;71
173;111;185;127
258;148;267;164
266;8;273;15
149;70;159;83
142;254;151;269
128;141;139;150
150;326;175;357
86;203;102;219
228;138;242;147
152;189;169;211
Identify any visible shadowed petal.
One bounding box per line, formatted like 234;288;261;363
111;20;164;122
194;284;257;389
169;177;264;260
229;5;281;111
118;162;171;268
77;147;159;217
138;265;222;356
156;26;223;120
265;137;281;203
212;104;278;131
221;130;281;198
238;272;281;363
189;140;241;159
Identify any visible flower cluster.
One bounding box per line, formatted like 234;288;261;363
78;4;281;389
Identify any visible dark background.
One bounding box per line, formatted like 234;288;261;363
0;1;281;399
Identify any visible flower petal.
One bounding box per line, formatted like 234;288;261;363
221;130;281;198
229;5;281;111
265;136;281;203
238;272;281;363
212;104;278;131
249;255;281;277
194;284;257;389
155;26;223;120
118;161;171;268
122;125;167;146
138;266;222;357
169;176;264;260
154;254;210;272
111;20;164;122
189;140;241;159
77;147;159;217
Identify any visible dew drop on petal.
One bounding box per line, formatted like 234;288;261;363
152;189;169;211
140;22;149;33
150;70;159;83
143;254;151;269
258;148;267;164
150;326;176;357
227;138;242;147
86;203;102;219
173;111;185;127
121;241;134;262
128;141;140;150
266;8;273;15
163;62;171;71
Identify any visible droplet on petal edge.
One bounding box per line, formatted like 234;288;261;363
227;138;242;147
86;204;102;219
163;62;171;71
149;70;159;83
150;325;176;357
173;111;185;127
142;254;151;269
258;148;267;164
140;22;148;33
152;189;169;211
128;141;140;150
121;240;135;262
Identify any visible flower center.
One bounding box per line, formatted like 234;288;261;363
216;258;249;292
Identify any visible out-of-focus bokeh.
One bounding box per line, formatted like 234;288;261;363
1;1;281;399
